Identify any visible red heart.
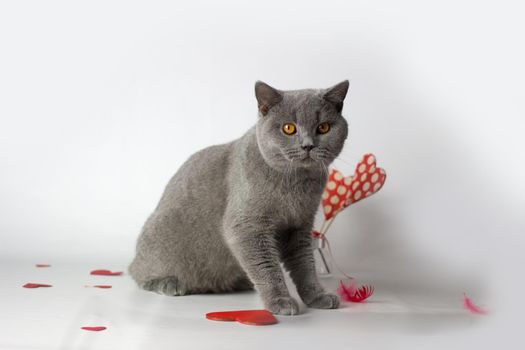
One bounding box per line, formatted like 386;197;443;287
35;264;51;268
90;269;123;276
322;153;386;220
23;283;52;288
206;310;278;326
81;326;107;331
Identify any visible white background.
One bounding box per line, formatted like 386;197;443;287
1;0;524;348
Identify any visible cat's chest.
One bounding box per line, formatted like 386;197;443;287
261;178;323;225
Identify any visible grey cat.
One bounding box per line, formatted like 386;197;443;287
129;80;349;315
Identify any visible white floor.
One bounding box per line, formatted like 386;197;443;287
0;260;502;350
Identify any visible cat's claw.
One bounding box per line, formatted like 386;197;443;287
266;296;300;316
306;292;340;309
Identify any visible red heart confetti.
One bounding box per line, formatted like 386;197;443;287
35;264;51;268
90;269;123;276
322;154;386;220
206;310;278;326
23;283;52;288
81;326;107;331
84;285;112;289
337;281;374;302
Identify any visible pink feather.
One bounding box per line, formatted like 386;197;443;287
337;280;374;302
463;293;487;315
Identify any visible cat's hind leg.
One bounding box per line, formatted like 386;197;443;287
140;276;188;296
231;276;254;292
140;276;251;295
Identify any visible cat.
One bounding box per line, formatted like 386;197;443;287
129;80;349;315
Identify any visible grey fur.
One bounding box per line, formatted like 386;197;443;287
129;80;349;315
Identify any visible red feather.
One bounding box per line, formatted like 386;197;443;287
337;280;374;302
463;293;487;315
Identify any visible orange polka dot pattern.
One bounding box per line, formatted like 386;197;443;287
321;154;387;220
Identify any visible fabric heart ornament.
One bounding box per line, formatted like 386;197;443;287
206;310;278;326
322;154;386;220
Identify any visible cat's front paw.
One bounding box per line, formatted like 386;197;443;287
266;296;300;316
305;292;340;309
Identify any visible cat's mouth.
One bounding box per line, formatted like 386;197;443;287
283;148;324;165
296;151;319;164
300;153;315;162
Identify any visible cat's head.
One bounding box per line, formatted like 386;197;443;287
254;80;349;173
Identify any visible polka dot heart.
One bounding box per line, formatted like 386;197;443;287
321;154;386;220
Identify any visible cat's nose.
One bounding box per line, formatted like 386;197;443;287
301;145;314;152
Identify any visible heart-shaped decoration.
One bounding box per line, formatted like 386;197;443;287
322;154;386;220
35;264;51;268
81;326;107;331
90;269;123;276
206;310;278;326
23;283;52;288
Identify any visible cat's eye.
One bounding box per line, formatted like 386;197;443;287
282;123;297;135
317;122;330;134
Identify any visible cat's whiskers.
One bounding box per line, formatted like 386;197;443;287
320;149;354;168
334;157;354;167
321;161;329;185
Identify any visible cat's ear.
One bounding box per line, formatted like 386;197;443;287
255;81;282;116
323;80;349;113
